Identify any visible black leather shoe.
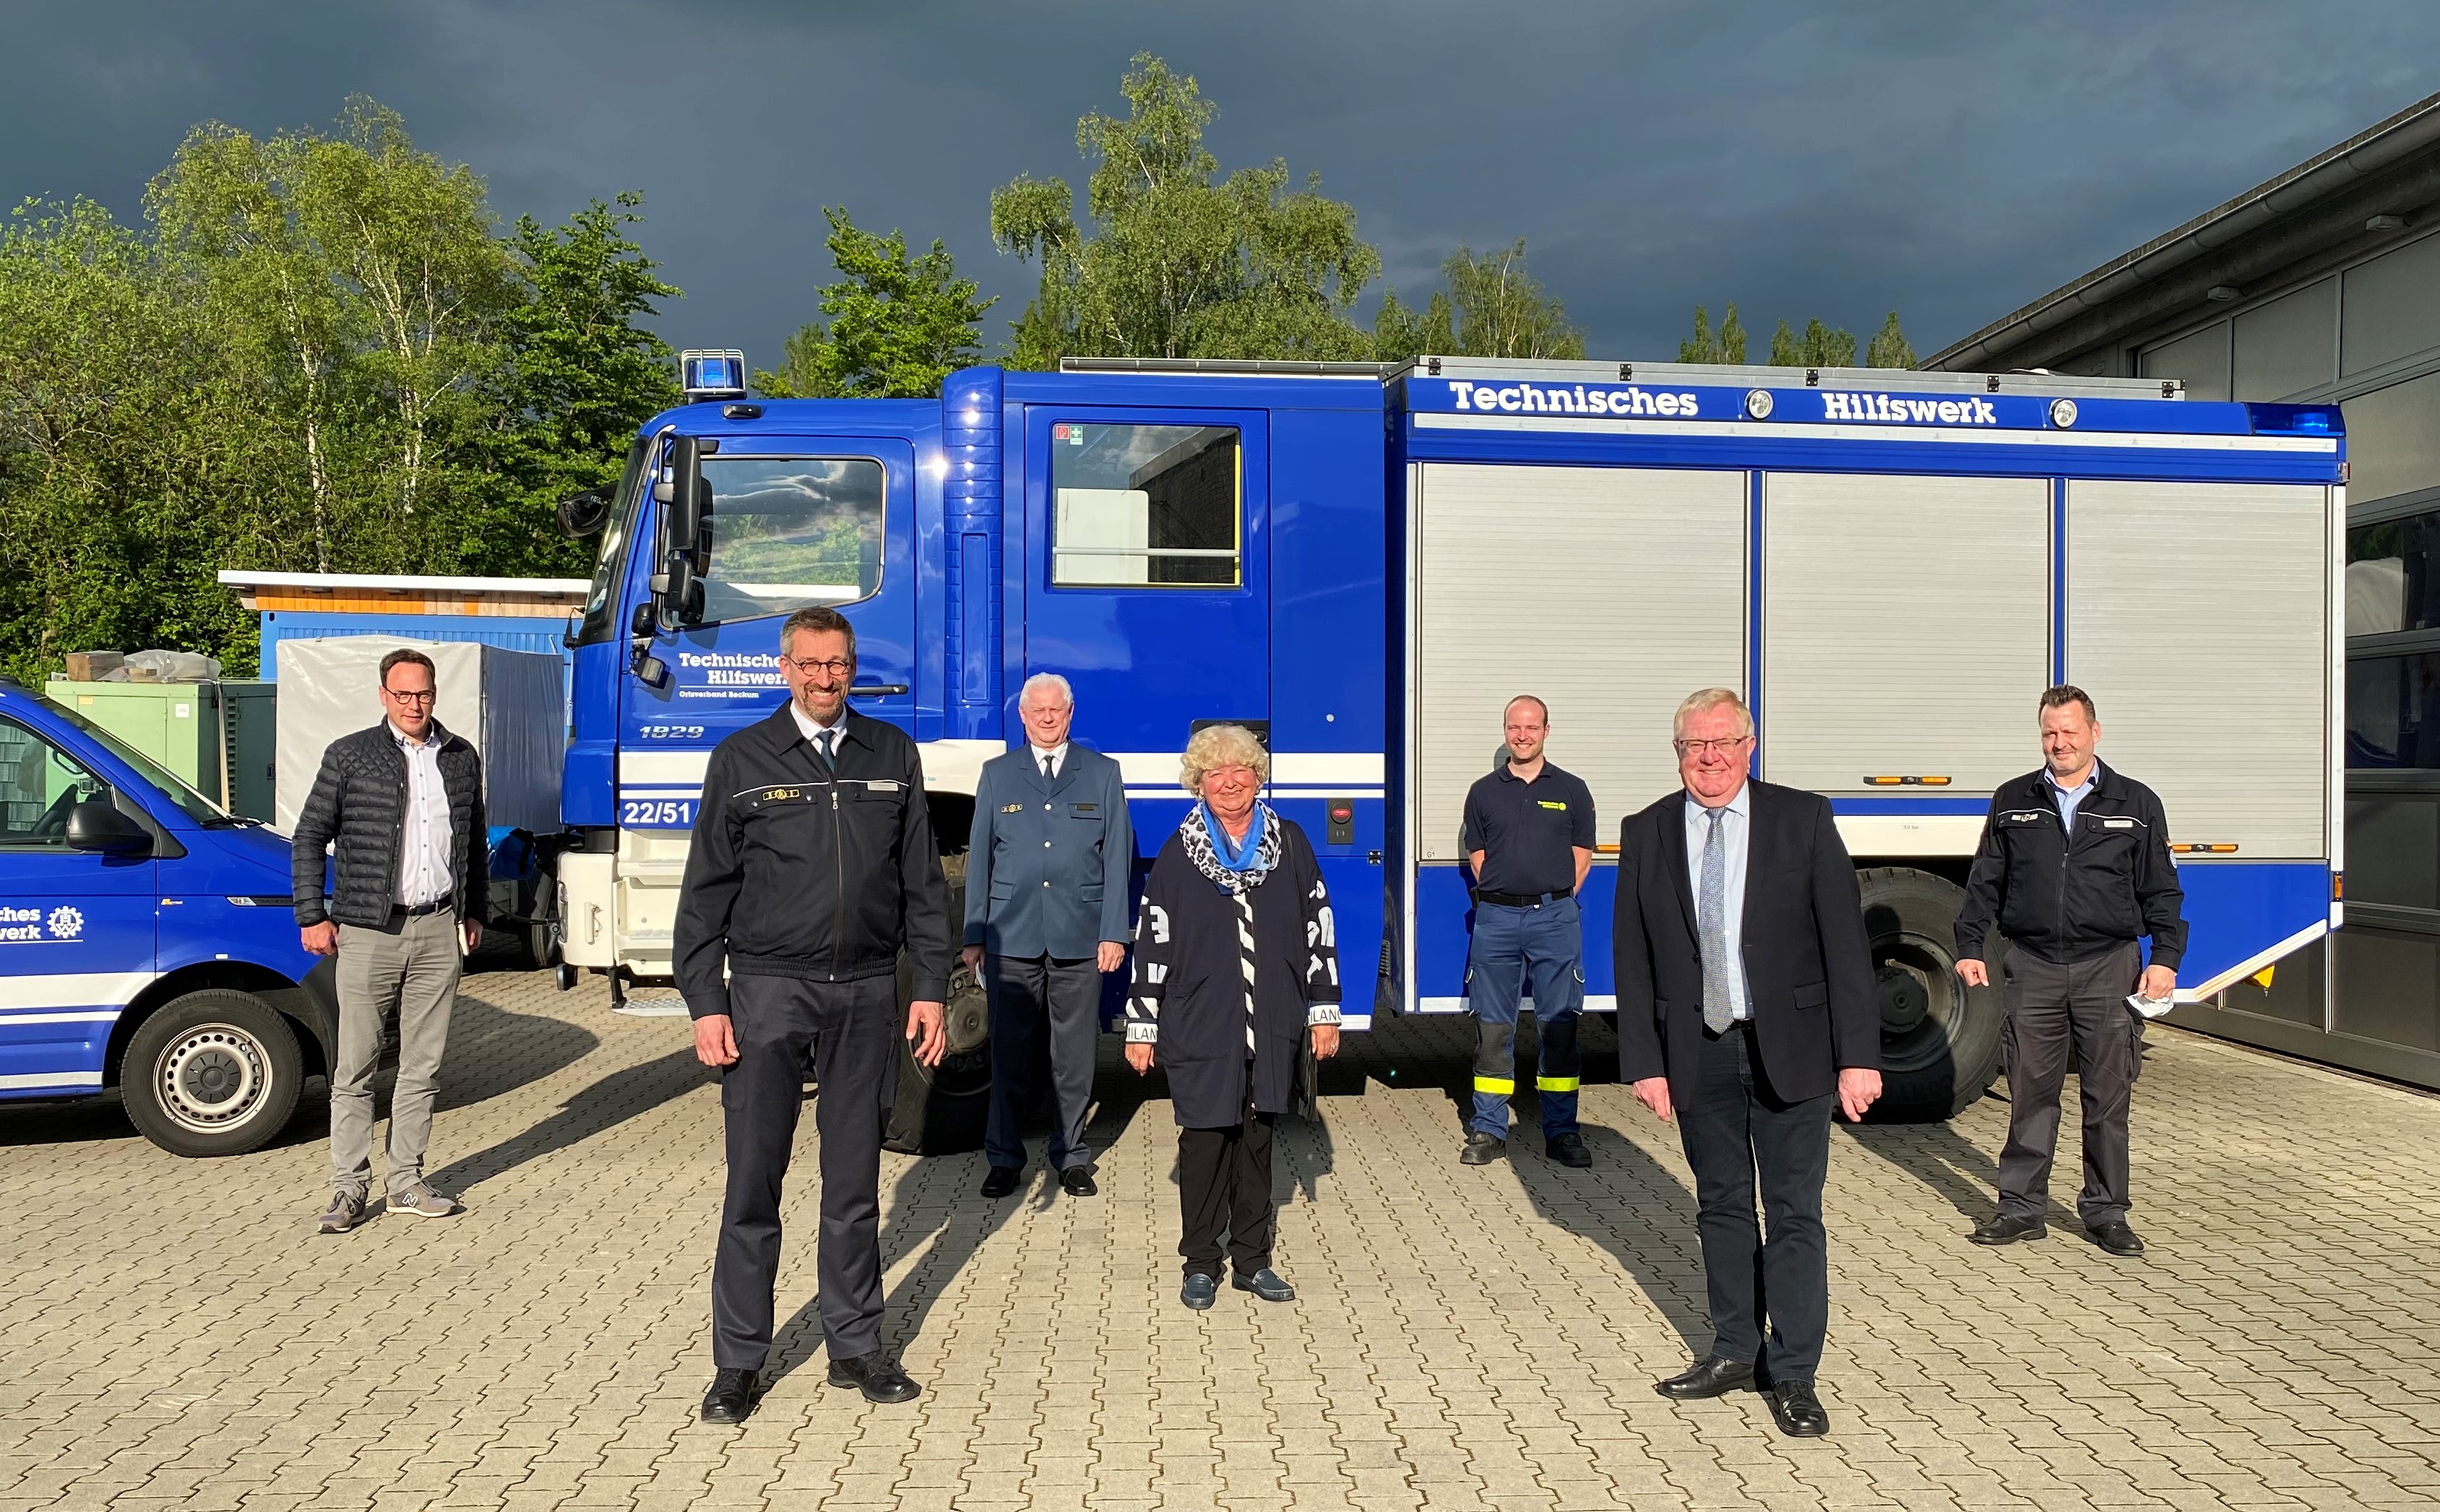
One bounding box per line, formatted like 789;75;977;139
1181;1273;1219;1310
2087;1219;2146;1256
699;1368;759;1423
1545;1131;1592;1168
1970;1213;2048;1246
1232;1267;1296;1303
1767;1379;1830;1437
1654;1356;1756;1399
1460;1131;1506;1166
827;1351;920;1404
1059;1165;1098;1196
978;1165;1022;1198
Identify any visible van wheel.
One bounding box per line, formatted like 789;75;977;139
121;990;305;1157
884;857;994;1154
1857;868;2005;1122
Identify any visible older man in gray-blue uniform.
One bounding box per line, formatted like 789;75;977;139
965;673;1134;1198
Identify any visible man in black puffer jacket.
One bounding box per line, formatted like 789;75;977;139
290;648;488;1235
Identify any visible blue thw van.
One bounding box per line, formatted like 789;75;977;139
0;677;337;1155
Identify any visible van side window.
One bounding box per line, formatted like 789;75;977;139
1051;423;1241;587
697;456;886;623
0;720;105;846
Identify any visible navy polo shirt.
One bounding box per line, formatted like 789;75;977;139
1461;761;1597;896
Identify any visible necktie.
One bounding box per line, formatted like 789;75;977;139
1043;752;1056;782
814;730;836;773
1699;806;1735;1033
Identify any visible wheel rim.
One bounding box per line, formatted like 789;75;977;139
153;1023;272;1135
916;964;994;1099
1873;926;1964;1077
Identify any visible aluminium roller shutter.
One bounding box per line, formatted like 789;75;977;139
1412;463;1746;858
1759;472;2052;795
2066;480;2329;859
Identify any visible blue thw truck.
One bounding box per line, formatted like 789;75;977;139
0;351;2345;1155
546;352;2345;1142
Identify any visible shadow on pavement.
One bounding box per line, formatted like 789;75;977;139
0;1093;139;1147
434;982;605;1111
1840;1111;2081;1230
426;1045;707;1196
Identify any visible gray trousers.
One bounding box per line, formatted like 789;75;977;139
1997;942;2142;1227
983;953;1100;1172
713;972;897;1370
330;907;462;1198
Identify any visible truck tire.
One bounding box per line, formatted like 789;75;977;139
121;989;306;1157
1856;868;2005;1122
883;856;993;1154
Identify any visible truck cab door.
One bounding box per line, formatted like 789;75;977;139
1022;407;1270;769
621;436;919;828
0;716;158;1099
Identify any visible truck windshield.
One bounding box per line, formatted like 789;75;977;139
40;697;233;826
578;437;654;643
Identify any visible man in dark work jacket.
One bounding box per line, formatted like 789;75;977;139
673;605;954;1424
1613;688;1880;1440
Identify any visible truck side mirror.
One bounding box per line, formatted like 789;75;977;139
66;798;152;857
664;436;712;572
556;487;611;538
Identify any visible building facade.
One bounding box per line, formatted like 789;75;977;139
1928;91;2440;1087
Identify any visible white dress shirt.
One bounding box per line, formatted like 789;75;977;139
1684;782;1753;1022
788;701;848;759
392;721;453;908
1030;740;1069;781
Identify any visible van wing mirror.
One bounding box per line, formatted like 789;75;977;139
66;798;152;856
665;436;712;573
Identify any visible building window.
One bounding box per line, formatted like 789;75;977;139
2342;232;2440;379
2349;511;2440;636
2232;278;2336;401
697;457;884;623
2348;649;2440;768
2344;371;2440;506
1051;423;1241;587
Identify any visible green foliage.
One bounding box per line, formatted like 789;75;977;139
990;53;1380;366
1769;316;1858;368
0;98;680;681
473;194;682;578
1865;311;1915;369
1374;241;1584;363
756;207;993;399
1678;303;1747;364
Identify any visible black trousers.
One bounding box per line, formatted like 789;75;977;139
712;972;897;1370
1998;942;2141;1227
1176;1078;1275;1279
983;952;1101;1172
1678;1021;1835;1385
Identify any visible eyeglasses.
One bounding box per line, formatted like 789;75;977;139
784;657;854;677
1673;736;1751;756
383;687;437;704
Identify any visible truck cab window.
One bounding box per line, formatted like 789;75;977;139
697;457;885;623
1052;423;1241;587
0;720;105;845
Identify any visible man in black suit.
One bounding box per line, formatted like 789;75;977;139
1612;688;1881;1438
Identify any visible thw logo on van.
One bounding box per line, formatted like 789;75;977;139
1822;392;1999;426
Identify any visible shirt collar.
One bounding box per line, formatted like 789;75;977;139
1030;740;1069;766
2046;764;2098;798
388;719;439;749
788;701;849;745
1684;781;1751;821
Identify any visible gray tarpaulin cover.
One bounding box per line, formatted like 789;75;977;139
273;637;564;835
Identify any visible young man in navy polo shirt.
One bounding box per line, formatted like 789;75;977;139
1460;696;1598;1167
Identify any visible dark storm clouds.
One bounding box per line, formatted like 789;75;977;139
8;1;2435;364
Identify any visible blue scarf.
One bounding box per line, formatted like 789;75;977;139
1202;803;1266;871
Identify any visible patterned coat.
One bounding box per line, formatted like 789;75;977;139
1125;814;1340;1128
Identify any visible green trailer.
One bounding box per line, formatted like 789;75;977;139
44;679;277;821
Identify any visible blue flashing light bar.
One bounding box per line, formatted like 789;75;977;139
2246;402;2344;436
681;348;748;402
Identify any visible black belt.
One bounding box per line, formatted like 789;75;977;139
394;899;450;917
1473;889;1571;908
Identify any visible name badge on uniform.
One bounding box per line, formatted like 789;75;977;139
1072;802;1098;813
2102;816;2136;829
1538;800;1567;811
864;779;902;793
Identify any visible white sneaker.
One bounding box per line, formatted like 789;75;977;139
388;1180;462;1218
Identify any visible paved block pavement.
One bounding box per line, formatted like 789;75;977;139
3;969;2438;1511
